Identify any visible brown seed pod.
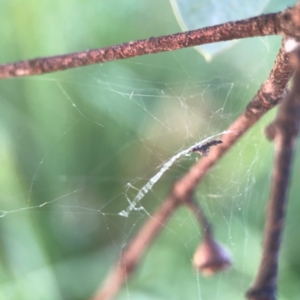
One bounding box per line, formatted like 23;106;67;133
193;237;231;275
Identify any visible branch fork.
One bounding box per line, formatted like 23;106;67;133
2;3;300;300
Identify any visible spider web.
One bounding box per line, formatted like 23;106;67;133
1;2;300;300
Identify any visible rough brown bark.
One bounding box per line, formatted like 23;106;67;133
0;12;282;78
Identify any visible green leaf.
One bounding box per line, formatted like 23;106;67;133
169;0;270;61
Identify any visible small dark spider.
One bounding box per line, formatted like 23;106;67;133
191;140;223;157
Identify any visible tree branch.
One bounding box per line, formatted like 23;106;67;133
246;48;300;300
173;38;292;198
92;195;180;300
2;3;299;299
0;11;285;79
2;3;300;79
92;39;292;300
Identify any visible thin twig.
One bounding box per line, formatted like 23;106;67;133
0;12;284;79
92;39;292;300
246;48;300;300
185;197;212;237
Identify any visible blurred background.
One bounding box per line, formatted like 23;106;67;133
0;1;299;299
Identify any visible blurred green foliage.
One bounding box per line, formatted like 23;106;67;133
0;1;299;299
